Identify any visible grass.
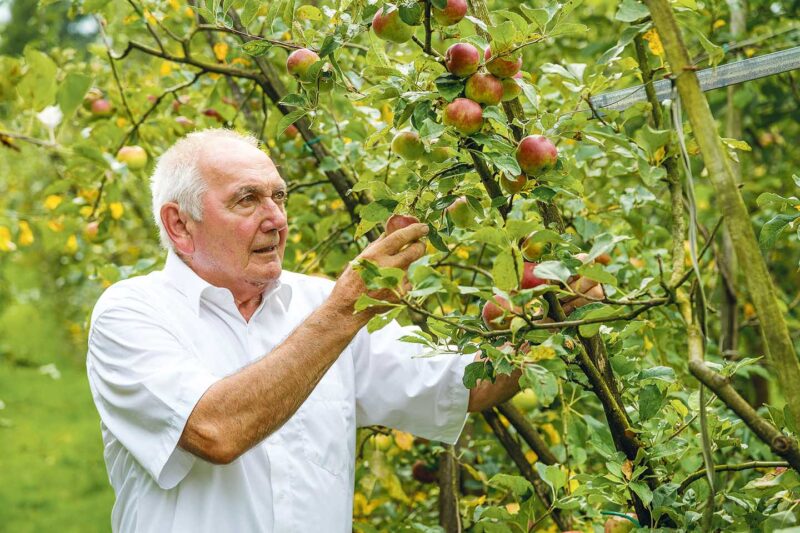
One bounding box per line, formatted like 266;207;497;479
0;358;114;532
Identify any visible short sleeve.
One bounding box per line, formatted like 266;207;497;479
87;301;218;489
351;321;471;444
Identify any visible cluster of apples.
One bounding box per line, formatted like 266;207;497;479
441;42;523;136
372;0;468;43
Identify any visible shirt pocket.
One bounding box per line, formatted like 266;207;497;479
297;399;349;476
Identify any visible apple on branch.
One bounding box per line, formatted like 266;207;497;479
484;46;523;78
372;6;414;43
443;98;483;135
385;214;419;234
445;43;481;78
391;131;425;161
286;48;321;83
465;72;504;106
501;72;523;102
432;0;467;26
516;135;558;176
116;145;148;170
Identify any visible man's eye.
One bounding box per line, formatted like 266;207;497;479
273;191;287;202
239;194;257;204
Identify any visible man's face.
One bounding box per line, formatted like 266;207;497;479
186;138;289;295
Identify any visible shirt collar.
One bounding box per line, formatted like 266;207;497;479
163;249;293;316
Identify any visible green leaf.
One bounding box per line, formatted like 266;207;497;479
536;463;567;494
488;21;517;52
577;306;620;337
399;3;423;25
533;261;571;284
630;481;653;506
615;0;650;22
577;263;616;285
521;364;558;406
492;249;520;291
434;74;465;103
488;473;533;496
367;307;403;333
638;366;676;382
471;227;507;246
462;361;488;389
17;48;57;110
430;0;448;8
241;39;272;56
276;109;308;136
639;384;663;420
759;213;799;251
319;35;343;57
56;73;92;119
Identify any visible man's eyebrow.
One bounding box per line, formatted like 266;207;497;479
230;183;287;198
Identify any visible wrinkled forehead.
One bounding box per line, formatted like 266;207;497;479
198;138;285;190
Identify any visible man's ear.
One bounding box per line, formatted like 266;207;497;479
161;202;195;255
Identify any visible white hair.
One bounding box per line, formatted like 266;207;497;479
150;128;259;250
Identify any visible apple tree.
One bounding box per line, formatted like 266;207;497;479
1;0;800;530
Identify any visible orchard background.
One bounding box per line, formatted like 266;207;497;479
1;0;800;531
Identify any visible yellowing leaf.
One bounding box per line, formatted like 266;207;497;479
44;194;63;210
381;103;394;123
168;0;180;10
529;345;556;361
110;202;124;220
393;430;413;451
160;61;173;76
330;199;344;210
213;42;229;62
643;29;664;57
541;423;561;445
144;10;158;26
116;117;128;128
79;206;93;218
506;502;520;515
713;19;726;29
456;248;469;260
66;234;78;253
0;226;17;252
18;221;34;246
295;5;322;21
47;219;64;232
525;450;539;463
184;7;194;18
652;146;666;165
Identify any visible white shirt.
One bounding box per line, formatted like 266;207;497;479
87;251;470;533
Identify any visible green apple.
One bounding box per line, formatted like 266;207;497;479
116;145;148;170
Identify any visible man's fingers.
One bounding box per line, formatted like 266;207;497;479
390;241;426;269
568;275;599;295
377;223;429;255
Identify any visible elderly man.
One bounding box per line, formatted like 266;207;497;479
87;129;595;532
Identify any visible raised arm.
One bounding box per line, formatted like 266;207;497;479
178;223;428;464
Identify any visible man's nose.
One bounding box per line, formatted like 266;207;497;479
258;199;287;231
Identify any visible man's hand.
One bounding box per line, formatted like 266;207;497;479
328;222;429;324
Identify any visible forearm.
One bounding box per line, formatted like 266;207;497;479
179;300;368;464
467;367;522;413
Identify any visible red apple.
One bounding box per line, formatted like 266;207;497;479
91;98;113;117
501;72;523;102
391;131;425;161
116;145;148;170
521;262;549;289
500;173;526;194
445;43;481;78
283;124;301;138
516;135;558;176
372;6;414;43
202;108;224;122
443;98;483;135
84;221;100;240
411;460;438;484
432;0;467;25
83;87;104;109
481;296;519;330
604;514;637;533
465;72;504;106
484;46;523;78
445;196;472;227
286;48;321;82
386;214;419;234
